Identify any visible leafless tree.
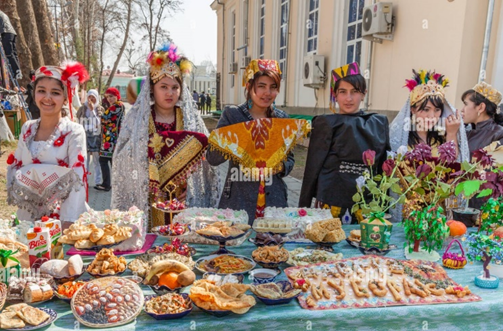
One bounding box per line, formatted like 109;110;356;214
135;0;182;52
104;0;133;89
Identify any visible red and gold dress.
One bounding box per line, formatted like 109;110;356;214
148;107;208;227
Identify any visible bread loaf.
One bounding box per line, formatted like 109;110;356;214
68;255;84;276
23;284;44;303
40;284;53;301
40;260;69;278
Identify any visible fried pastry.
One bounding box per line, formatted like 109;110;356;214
103;224;119;236
89;228;104;243
96;235;115;246
113;227;132;242
74;239;94;249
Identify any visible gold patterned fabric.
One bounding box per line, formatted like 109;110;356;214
148;107;208;203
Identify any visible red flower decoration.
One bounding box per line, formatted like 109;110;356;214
23;125;33;142
41;216;49;222
57;159;69;167
78;154;84;163
6;153;16;165
103;142;111;150
54;131;71;147
362;150;376;166
32;158;41;164
298;209;307;217
415;163;432;179
382;158;396;177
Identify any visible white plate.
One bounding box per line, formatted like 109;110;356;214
195;254;256;275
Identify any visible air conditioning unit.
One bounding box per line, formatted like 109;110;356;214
362;2;393;37
229;62;238;74
303;55;326;88
240;56;251;69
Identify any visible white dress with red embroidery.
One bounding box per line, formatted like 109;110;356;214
6;117;88;222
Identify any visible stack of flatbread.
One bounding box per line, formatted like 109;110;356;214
0;303;50;328
196;221;251;238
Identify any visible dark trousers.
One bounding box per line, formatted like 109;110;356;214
206;103;211;112
1;33;21;79
99;156;112;188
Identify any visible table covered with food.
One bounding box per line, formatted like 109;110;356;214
0;207;501;331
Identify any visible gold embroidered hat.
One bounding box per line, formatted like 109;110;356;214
330;62;361;112
404;69;449;106
147;42;193;83
473;81;502;106
242;59;281;86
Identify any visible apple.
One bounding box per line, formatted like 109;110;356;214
494;227;503;241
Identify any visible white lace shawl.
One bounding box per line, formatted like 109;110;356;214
388;97;470;222
111;74;220;218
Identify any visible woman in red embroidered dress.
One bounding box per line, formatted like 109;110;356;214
6;63;89;225
96;87;125;191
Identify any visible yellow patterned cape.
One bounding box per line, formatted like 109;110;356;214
209;118;310;218
208;118;310;172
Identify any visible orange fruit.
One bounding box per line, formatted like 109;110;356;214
448;221;467;237
158;272;180;289
446;220;456;226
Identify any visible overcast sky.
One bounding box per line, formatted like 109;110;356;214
167;0;218;65
108;0;218;70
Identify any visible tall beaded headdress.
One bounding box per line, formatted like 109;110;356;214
404;69;449;106
147;42;192;83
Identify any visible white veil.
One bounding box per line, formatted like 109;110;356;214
389;97;470;222
111;74;220;218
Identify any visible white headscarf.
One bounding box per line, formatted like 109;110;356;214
111;74;220;218
389;96;470;222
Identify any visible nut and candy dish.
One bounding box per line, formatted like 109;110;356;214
147;238;195;256
71;277;144;327
152;198;185;211
144;293;192;320
151;223;190;238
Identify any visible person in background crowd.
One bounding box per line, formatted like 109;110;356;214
0;10;21;79
77;89;104;187
461;81;503;156
26;70;40;119
199;91;206;115
206;92;212;113
6;63;89;225
193;90;199;109
96;87;124;191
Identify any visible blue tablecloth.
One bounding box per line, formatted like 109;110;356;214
39;226;501;331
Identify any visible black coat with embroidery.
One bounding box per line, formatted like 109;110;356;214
299;111;390;211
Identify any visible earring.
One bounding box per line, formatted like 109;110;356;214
247;99;253;110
